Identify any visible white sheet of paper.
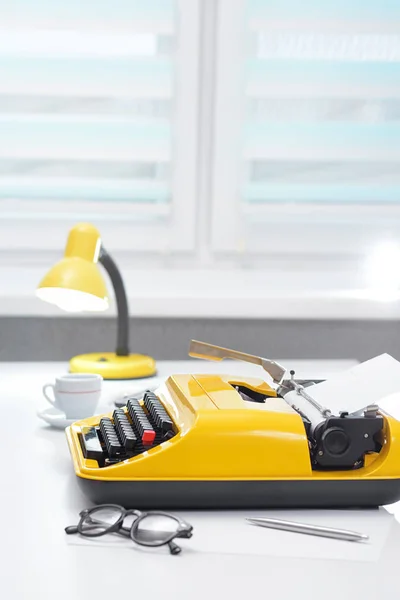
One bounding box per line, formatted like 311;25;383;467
307;353;400;415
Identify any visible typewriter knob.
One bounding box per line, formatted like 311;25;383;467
321;427;350;456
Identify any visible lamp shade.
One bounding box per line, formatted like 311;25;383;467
36;223;109;312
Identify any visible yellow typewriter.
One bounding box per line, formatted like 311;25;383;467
66;341;400;508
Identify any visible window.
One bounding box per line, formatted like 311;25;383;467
1;0;399;272
212;0;400;259
0;0;199;252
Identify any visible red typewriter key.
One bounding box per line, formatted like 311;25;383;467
142;429;156;445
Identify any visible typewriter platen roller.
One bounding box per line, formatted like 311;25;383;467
66;342;400;509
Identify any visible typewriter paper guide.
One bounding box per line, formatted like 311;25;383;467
304;353;400;416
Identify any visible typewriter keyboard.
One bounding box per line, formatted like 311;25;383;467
79;391;176;467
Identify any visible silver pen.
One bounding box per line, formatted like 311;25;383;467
246;517;369;542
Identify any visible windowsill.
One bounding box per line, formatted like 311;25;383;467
1;265;400;319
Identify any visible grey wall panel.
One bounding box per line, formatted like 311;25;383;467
0;317;399;361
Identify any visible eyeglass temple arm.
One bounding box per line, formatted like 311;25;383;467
189;340;286;384
65;525;79;534
168;540;181;555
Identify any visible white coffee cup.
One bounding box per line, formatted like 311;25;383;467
42;373;103;419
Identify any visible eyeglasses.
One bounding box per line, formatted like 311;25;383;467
65;504;193;555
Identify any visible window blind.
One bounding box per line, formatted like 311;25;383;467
244;0;400;210
0;0;175;215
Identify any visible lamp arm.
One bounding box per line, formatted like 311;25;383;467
99;247;130;356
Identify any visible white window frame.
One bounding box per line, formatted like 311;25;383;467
0;0;200;254
0;0;399;320
211;0;400;260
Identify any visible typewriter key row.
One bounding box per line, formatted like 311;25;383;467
113;409;137;450
127;398;156;445
144;391;174;432
100;417;124;457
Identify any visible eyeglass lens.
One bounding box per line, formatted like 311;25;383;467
80;506;124;537
133;514;180;546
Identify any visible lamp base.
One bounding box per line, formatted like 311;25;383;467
69;352;156;380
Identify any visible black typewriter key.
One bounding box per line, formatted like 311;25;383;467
124;436;136;450
109;442;120;448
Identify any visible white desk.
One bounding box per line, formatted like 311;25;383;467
2;359;400;600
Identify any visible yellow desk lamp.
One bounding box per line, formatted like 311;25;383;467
36;223;156;380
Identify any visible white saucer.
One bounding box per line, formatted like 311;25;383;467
37;407;76;429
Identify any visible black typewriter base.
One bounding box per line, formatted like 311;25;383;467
76;476;400;509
